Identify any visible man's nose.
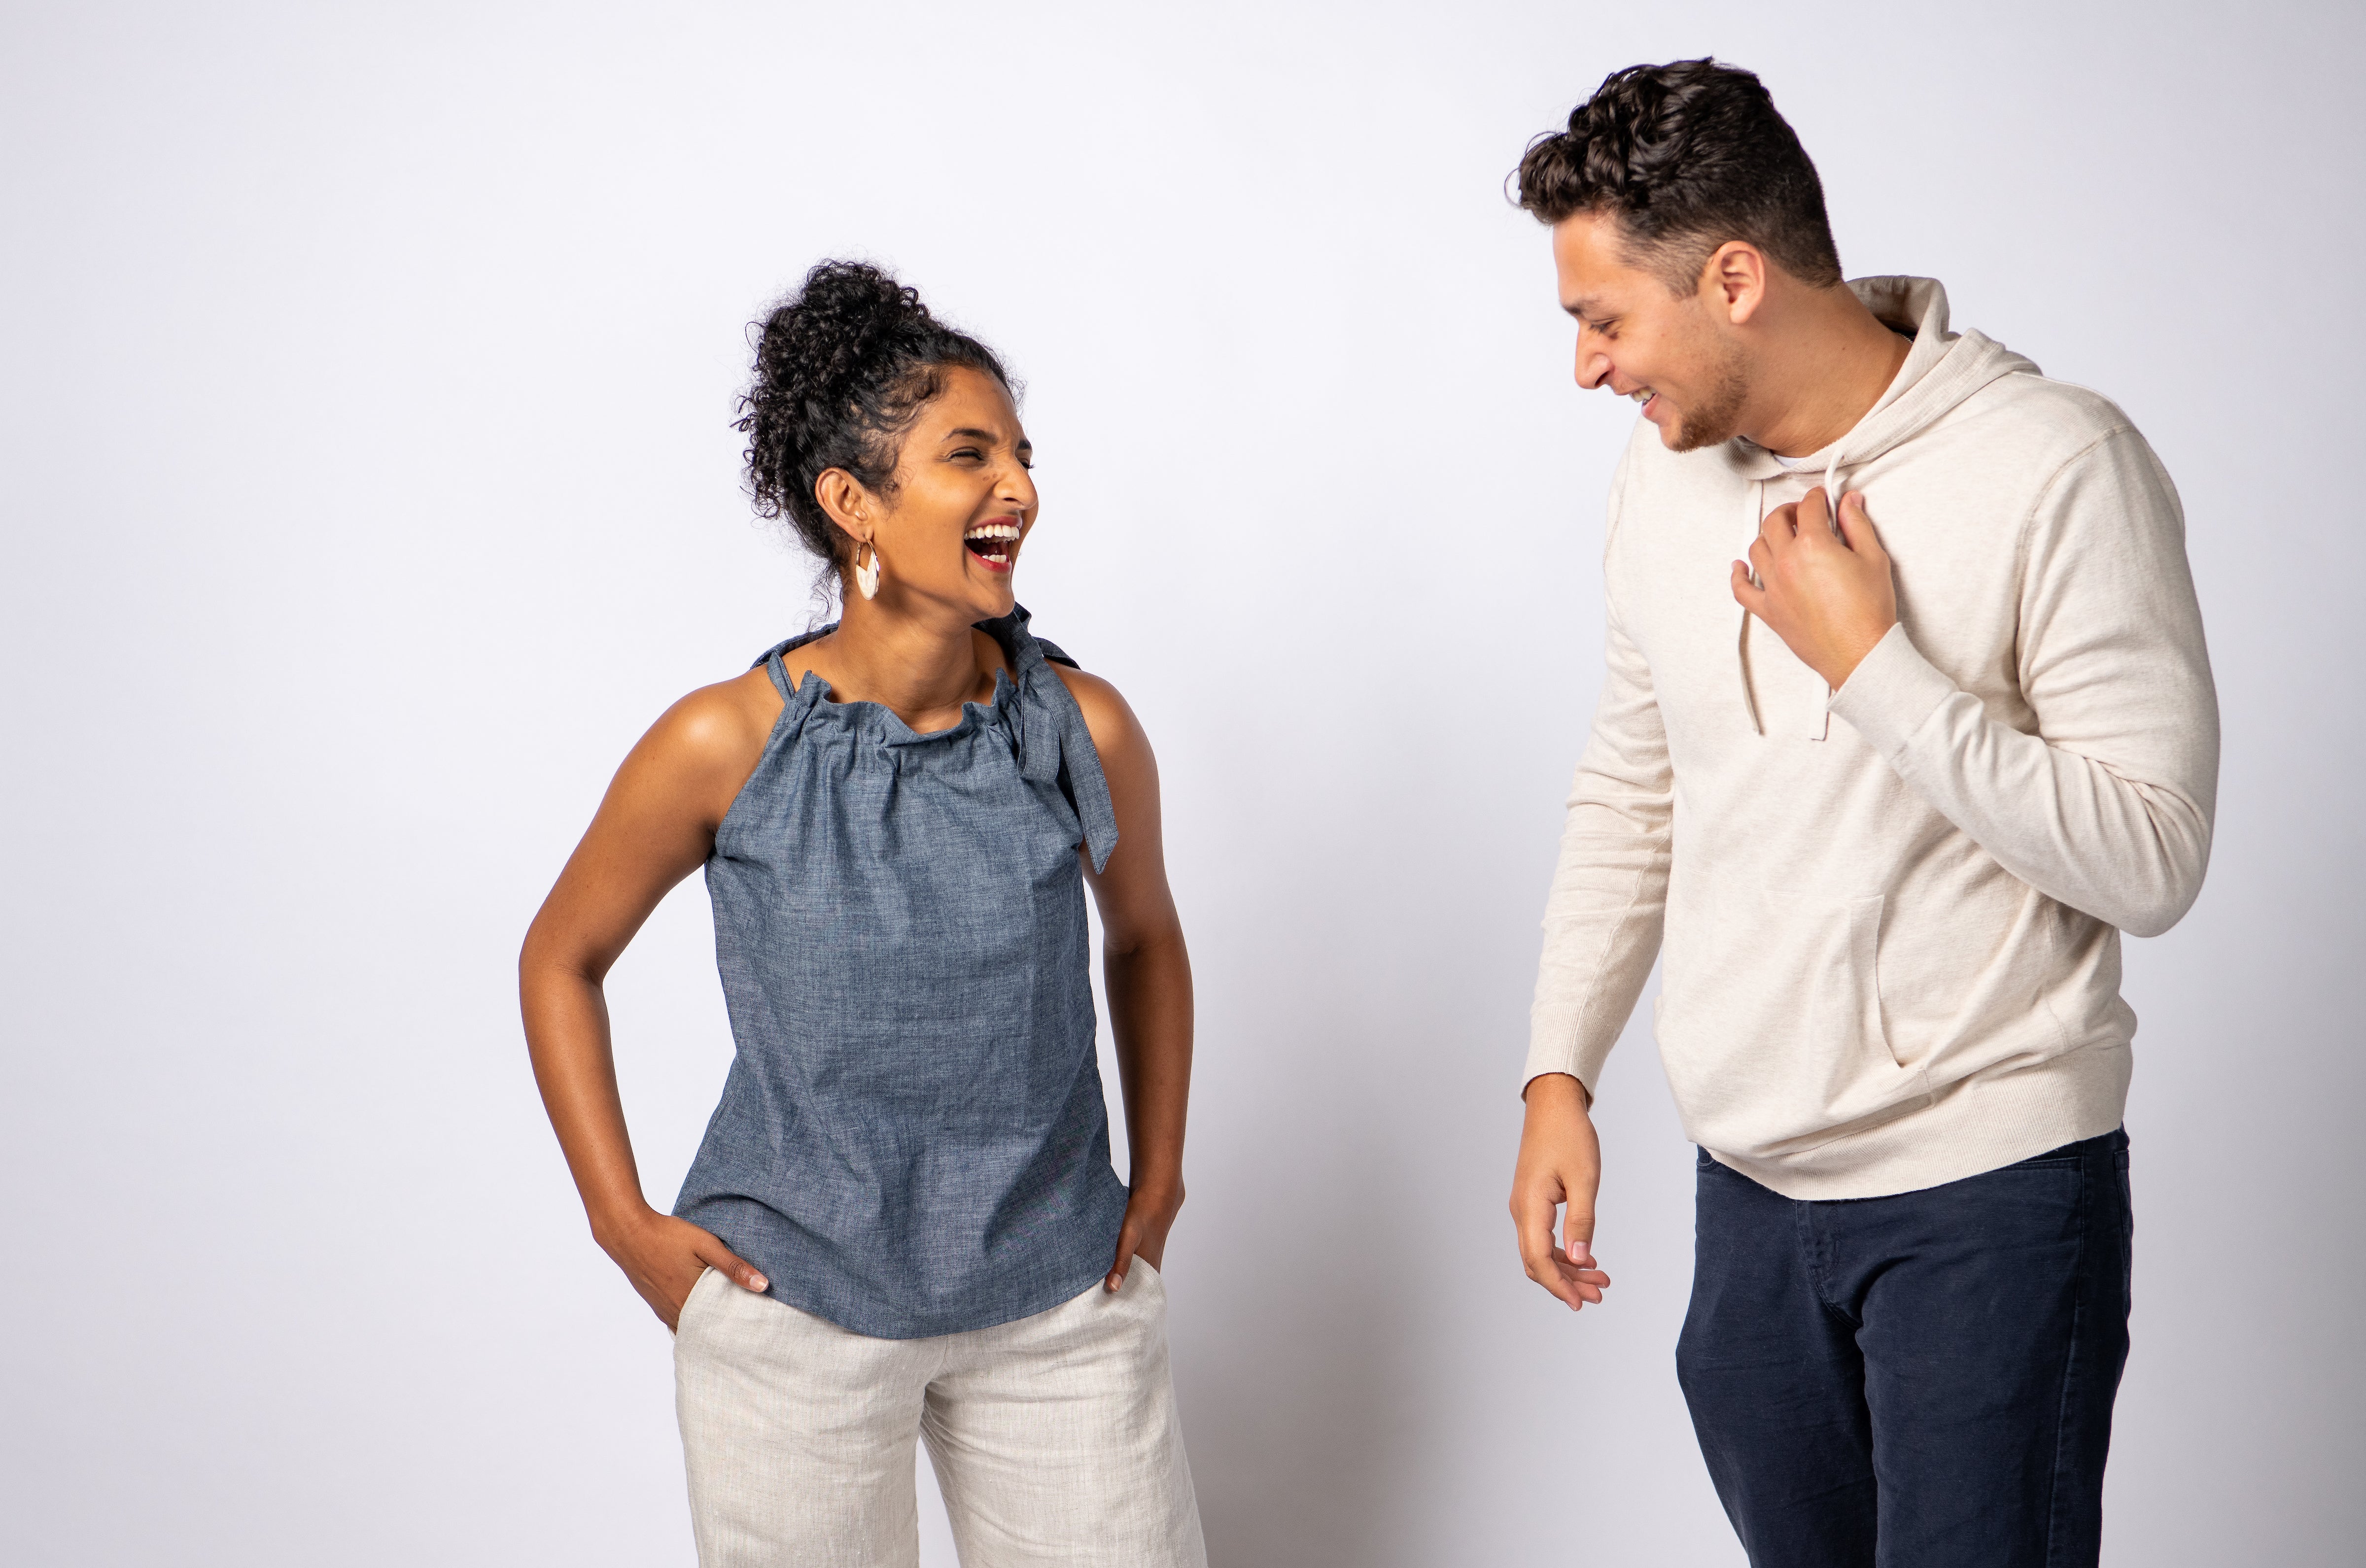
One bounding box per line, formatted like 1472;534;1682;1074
1574;343;1612;392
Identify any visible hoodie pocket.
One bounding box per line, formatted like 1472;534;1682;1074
1778;891;1911;1130
1836;893;1897;1067
1657;888;1917;1153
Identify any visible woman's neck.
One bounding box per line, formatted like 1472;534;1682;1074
809;595;997;731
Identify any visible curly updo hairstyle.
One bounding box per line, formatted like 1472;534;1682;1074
1514;59;1842;295
736;260;1012;586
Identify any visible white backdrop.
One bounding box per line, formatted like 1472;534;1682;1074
4;3;2359;1564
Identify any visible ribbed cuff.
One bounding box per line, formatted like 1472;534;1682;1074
1828;623;1957;761
1522;1031;1611;1103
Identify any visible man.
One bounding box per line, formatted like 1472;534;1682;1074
1504;59;2217;1568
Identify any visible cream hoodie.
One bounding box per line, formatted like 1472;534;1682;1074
1525;276;2218;1199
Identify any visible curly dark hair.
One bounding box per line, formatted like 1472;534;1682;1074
736;260;1012;584
1513;59;1842;294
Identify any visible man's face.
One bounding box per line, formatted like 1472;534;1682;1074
1551;211;1747;452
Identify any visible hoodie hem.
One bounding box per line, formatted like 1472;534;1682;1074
1700;1043;2131;1201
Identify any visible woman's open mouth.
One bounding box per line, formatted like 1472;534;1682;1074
963;521;1020;572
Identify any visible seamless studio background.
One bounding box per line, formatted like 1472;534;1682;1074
3;2;2359;1564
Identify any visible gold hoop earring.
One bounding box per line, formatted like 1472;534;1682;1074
854;539;882;601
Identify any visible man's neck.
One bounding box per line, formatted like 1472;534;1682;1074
1741;285;1915;460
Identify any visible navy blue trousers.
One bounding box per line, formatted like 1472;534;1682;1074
1677;1130;2131;1568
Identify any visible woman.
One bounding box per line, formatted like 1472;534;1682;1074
519;261;1206;1567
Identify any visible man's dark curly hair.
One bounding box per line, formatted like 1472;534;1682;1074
1514;59;1842;294
736;260;1011;582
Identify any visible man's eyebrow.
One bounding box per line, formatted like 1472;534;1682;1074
1564;296;1607;321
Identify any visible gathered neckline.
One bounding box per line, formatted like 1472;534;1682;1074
785;663;1021;745
762;611;1050;746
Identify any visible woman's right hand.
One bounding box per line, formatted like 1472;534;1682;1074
596;1206;770;1331
521;677;787;1334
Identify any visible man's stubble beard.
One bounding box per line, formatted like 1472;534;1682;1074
1666;343;1750;453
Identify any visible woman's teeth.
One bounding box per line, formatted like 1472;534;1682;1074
963;522;1019;563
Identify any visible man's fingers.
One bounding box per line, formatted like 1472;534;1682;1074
1543;1260;1586;1311
1558;1251;1609;1307
1731;560;1768;614
1760;500;1800;545
1527;1242;1611;1312
1513;1182;1562;1267
1747;536;1776;583
1835;490;1886;559
1514;1185;1582;1307
1528;1255;1582;1311
1562;1203;1596;1269
1519;1188;1609;1313
1799;486;1835;538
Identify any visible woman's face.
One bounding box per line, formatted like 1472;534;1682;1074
862;365;1038;623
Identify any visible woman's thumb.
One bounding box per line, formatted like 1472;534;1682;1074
701;1241;768;1294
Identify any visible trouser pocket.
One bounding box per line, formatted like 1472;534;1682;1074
672;1266;718;1341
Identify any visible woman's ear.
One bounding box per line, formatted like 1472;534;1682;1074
813;469;871;553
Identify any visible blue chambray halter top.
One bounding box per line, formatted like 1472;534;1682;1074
672;607;1129;1338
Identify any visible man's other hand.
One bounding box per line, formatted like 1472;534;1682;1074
1511;1072;1613;1312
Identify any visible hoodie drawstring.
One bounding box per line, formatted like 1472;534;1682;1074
1808;444;1846;741
1738;460;1846;741
1738;478;1765;736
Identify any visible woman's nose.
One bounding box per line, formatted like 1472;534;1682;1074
1002;468;1039;514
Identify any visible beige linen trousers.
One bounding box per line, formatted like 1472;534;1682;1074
674;1261;1207;1568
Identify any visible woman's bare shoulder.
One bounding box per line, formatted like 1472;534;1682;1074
634;664;787;795
1047;662;1148;763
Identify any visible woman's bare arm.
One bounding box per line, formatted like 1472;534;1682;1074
1055;667;1193;1292
518;670;780;1329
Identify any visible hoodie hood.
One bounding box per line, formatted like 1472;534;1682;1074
1721;276;2040;498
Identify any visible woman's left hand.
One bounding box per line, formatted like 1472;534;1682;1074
1059;663;1193;1299
1106;1183;1183;1291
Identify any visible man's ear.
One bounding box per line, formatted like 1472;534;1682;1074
813;469;871;551
1702;241;1769;326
